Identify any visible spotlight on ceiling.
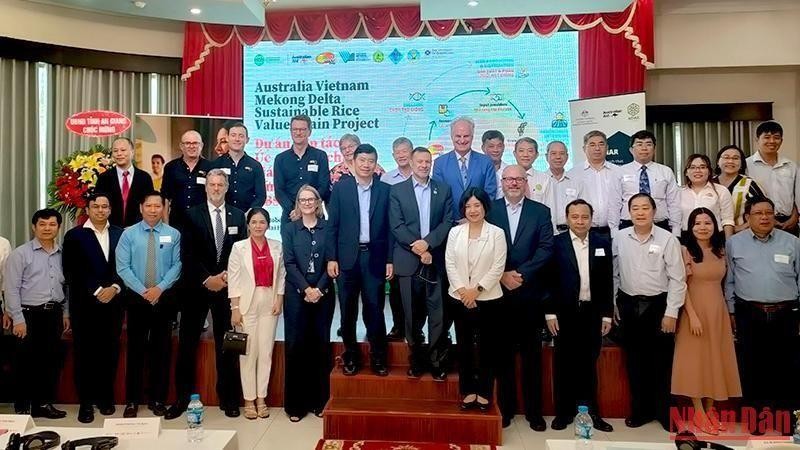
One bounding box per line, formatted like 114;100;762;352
132;1;146;8
190;7;202;14
467;0;479;6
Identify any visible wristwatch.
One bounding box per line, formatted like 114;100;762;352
477;285;485;292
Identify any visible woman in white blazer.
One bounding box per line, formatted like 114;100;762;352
445;187;507;412
228;207;285;420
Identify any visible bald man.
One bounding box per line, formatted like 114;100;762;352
161;130;214;232
95;137;154;227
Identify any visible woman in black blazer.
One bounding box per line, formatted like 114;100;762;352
281;185;335;422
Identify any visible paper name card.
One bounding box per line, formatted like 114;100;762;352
0;415;34;433
747;438;799;450
103;417;161;439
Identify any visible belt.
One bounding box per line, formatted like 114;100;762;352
619;291;667;302
21;301;64;311
556;224;569;232
736;298;796;313
358;243;370;251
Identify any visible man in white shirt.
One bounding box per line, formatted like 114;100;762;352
514;137;555;210
612;193;686;431
608;130;681;235
567;130;620;237
546;141;583;233
746;120;799;235
481;130;507;199
0;234;11;328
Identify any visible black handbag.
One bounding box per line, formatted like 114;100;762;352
222;328;248;355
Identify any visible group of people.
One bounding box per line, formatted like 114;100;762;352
1;115;798;437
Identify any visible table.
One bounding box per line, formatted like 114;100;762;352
0;426;237;449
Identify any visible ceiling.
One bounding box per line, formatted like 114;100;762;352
25;0;634;26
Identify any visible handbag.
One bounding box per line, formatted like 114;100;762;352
222;328;248;355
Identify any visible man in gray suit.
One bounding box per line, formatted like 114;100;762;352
389;146;453;381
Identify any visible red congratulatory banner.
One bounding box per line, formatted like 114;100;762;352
65;110;131;137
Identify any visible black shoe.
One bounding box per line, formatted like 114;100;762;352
342;360;359;376
406;365;424;378
224;407;240;418
123;403;138;418
371;361;389;377
98;404;116;416
502;416;512;428
460;399;477;411
164;404;186;420
77;405;94;424
431;367;447;382
386;327;405;341
31;404;67;419
625;416;651;428
551;416;572;430
476;398;490;413
591;415;614;432
148;401;167;416
14;402;30;415
312;408;324;418
528;415;547;432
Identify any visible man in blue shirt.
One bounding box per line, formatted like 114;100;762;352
213;122;267;211
116;191;182;418
4;209;68;418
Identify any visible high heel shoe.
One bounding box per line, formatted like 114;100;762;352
693;412;718;435
460;394;477;411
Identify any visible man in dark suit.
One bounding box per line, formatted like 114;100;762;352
95;137;155;228
62;192;124;423
487;164;554;431
166;169;247;419
327;144;393;376
545;199;614;432
389;147;453;380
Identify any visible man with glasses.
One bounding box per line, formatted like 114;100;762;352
214;122;267;212
488;164;554;431
161;130;213;232
725;197;800;434
275;114;331;224
567;130;621;238
389;147;453;380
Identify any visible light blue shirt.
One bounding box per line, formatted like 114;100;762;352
413;178;432;238
3;239;66;325
725;228;800;313
380;168;411;186
357;180;372;244
116;220;182;296
505;198;523;244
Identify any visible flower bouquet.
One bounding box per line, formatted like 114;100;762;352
47;144;113;222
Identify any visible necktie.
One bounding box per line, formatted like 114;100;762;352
639;165;651;194
214;208;224;263
459;156;468;187
121;170;130;217
145;228;157;288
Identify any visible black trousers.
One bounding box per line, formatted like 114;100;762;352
735;299;800;413
283;287;335;417
125;292;176;404
72;297;123;408
388;276;404;334
174;288;241;409
451;296;503;400
553;301;603;418
337;249;387;364
14;304;64;408
497;290;544;421
398;271;446;368
618;291;674;423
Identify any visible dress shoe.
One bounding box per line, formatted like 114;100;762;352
591;415;613;432
164;404;186;420
342;360;359;376
224;407;240;418
476;397;491;413
371;361;389;377
123;403;138;418
460;399;477;411
528;415;547;432
14;403;30;415
77;405;95;424
31;404;67;419
386;327;405;341
148;401;167;417
312;408;324;418
625;416;651;428
551;415;573;431
502;416;512;428
431;367;447;382
406;365;424;378
98;405;116;416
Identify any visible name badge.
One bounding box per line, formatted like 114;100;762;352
565;188;577;197
228;226;238;235
0;414;34;434
159;235;172;244
221;168;231;175
774;254;790;264
648;244;661;254
308;164;319;173
595;248;605;256
623;175;634;182
196;177;206;185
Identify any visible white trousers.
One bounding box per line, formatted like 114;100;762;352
239;287;280;401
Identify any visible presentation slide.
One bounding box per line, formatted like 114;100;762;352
243;32;578;223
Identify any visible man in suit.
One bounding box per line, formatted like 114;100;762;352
545;199;614;432
213;122;267;211
487;164;553;431
327;144;393;376
166;169;247;420
389;147;453;380
432;116;497;222
116;191;182;418
95;137;154;228
62;192;125;423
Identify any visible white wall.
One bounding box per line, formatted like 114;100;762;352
0;0;183;58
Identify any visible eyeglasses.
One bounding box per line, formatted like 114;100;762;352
298;198;317;204
501;177;526;184
688;165;708;171
181;142;201;146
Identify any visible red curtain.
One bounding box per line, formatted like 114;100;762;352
184;23;244;117
579;27;646;98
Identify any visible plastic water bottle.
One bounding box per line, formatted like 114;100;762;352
187;394;204;443
575;405;594;449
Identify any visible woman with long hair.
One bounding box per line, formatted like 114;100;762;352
679;154;735;238
713;145;765;233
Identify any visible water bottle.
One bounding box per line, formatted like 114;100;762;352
187;394;204;443
574;405;594;449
